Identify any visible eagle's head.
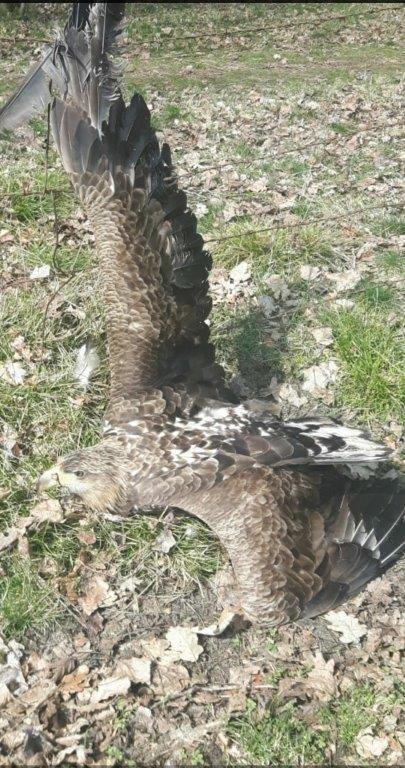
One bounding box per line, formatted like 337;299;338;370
36;440;130;513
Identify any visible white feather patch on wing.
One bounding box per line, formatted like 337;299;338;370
74;341;100;390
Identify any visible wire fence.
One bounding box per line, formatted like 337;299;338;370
1;3;402;49
1;4;403;253
2;119;403;200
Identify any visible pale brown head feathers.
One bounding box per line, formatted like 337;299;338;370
37;440;130;513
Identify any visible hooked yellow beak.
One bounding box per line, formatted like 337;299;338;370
36;464;61;492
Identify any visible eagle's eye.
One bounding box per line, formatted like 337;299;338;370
74;470;85;478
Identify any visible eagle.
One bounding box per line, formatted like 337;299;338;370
1;3;403;625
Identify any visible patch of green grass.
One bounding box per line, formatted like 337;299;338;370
24;240;93;273
322;306;404;423
28;522;81;572
320;684;376;750
177;748;205;766
228;684;380;765
279;157;309;177
29;117;49;138
295;225;334;262
105;746;126;765
212;220;270;272
6;167;72;222
377;249;404;274
153;103;189;130
212;220;334;278
0;556;61;639
197;203;222;235
228;700;329;765
112;700;138;735
211;304;281;389
329;121;354;135
371;214;405;237
95;515;220;584
235;142;255;159
357;280;394;307
0;512;220;639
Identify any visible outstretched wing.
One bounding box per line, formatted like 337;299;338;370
1;3;226;413
180;468;404;624
51;98;180;407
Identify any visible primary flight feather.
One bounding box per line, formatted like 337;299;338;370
3;3;403;625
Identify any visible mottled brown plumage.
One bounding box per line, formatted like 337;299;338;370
4;4;403;625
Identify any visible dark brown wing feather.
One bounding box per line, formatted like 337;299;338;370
169;466;404;624
0;4;125;132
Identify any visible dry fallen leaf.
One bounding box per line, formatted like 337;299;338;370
91;674;131;703
115;657;151;685
0;361;26;386
325;610;367;644
1;422;20;462
155;528;176;554
300;265;321;281
302;361;338;395
305;652;336;702
326;269;362;292
257;294;276;318
195;202;208;217
78;576;116;616
265;273;289;300
229;260;251;284
31;498;63;524
0;682;12;707
310;327;334;347
166;626;203;662
356;728;389;759
140;637;171;660
152;662;190;696
59;665;90;695
29;263;50;280
270;381;308;408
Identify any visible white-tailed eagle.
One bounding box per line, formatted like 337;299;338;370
1;3;403;625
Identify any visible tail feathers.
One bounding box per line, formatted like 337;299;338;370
50;100;101;177
284;419;390;464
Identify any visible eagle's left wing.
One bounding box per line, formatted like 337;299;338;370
51;97;180;408
1;2;227;417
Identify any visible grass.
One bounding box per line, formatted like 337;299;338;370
378;249;404;273
371;214;405;237
322;306;404;423
0;513;220;640
228;699;329;765
211;221;336;277
211;305;282;388
0;556;61;638
228;683;395;765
